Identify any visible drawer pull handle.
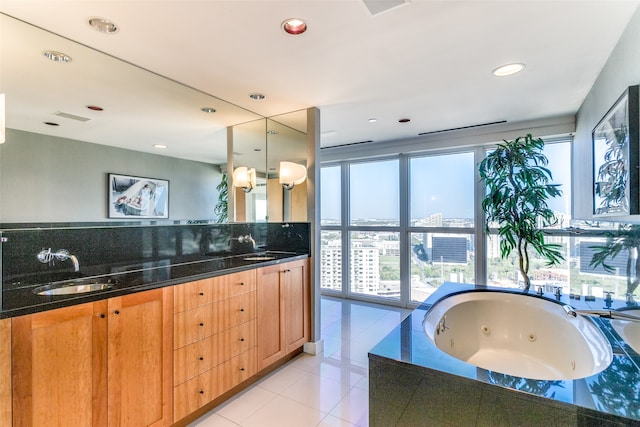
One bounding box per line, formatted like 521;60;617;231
199;356;204;361
199;322;204;327
114;310;120;315
240;367;245;371
98;313;106;319
240;282;245;286
199;292;204;296
240;338;245;342
199;390;204;395
240;308;245;312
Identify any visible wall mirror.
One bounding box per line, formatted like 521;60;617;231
0;13;263;224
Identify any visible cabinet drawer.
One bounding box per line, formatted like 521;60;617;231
174;319;256;386
174;271;257;314
215;292;256;331
220;349;257;393
211;270;256;301
174;278;214;313
174;305;213;349
173;369;218;422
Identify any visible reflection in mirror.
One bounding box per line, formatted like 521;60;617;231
267;109;307;222
0;13;263;223
231;119;267;222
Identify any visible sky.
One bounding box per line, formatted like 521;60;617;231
321;141;572;222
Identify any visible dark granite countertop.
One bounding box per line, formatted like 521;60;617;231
1;251;308;318
369;283;640;424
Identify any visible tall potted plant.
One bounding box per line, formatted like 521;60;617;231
479;134;564;291
214;171;228;223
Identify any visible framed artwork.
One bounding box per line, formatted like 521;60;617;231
108;173;169;218
593;85;640;216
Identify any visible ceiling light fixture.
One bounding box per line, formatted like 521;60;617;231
153;144;167;149
88;17;119;34
282;18;307;35
492;63;525;77
249;93;265;100
368;118;377;123
87;105;103;111
279;161;307;190
44;122;60;126
201;107;216;113
43;51;72;63
233;167;256;193
398;118;411;123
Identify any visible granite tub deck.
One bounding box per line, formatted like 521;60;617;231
369;284;640;427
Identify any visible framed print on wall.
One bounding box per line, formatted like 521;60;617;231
108;173;169;219
593;85;640;217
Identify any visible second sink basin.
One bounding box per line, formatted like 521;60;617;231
34;279;118;296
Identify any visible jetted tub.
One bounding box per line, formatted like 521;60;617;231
611;308;640;354
423;291;613;380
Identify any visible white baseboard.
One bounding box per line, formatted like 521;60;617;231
303;339;324;355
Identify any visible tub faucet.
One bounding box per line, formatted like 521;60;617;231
563;305;640;322
37;248;80;272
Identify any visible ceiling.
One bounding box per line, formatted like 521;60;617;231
1;0;639;160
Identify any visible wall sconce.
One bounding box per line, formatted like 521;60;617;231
0;94;5;144
232;166;256;193
279;161;306;190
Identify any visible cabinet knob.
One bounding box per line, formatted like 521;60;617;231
199;356;204;361
199;390;204;395
199;292;204;296
98;313;106;319
240;367;245;372
240;308;245;312
199;322;204;327
240;282;245;286
240;337;245;342
114;310;120;315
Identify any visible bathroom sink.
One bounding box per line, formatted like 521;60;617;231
243;255;276;261
33;279;118;296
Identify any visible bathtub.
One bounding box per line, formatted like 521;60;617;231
611;308;640;355
423;291;613;380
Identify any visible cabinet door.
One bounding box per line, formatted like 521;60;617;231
1;318;12;427
107;287;173;427
12;301;108;427
256;264;285;370
283;259;310;354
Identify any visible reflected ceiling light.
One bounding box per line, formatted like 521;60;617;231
233;166;256;193
88;17;119;34
492;63;525;77
368;118;377;123
43;50;72;63
153;144;167;149
279;161;306;190
249;93;266;100
87;105;103;111
398;118;411;123
0;94;5;144
282;18;307;35
44;122;60;126
201;107;216;113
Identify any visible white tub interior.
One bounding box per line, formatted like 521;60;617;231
611;308;640;355
423;291;613;380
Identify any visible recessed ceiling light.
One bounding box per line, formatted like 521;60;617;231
368;118;377;123
249;93;266;100
492;63;525;77
88;17;119;34
87;105;103;111
201;107;216;113
398;118;411;123
43;51;72;63
267;130;279;135
282;18;307;35
153;144;167;149
44;122;60;126
254;148;262;152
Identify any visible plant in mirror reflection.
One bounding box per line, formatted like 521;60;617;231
215;171;228;223
479;134;564;292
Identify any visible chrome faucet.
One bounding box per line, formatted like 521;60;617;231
436;316;448;335
37;248;80;272
563;304;640;322
229;234;256;249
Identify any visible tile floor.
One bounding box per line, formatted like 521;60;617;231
188;296;412;427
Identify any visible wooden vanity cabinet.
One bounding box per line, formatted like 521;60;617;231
257;258;310;370
11;287;173;427
0;318;12;427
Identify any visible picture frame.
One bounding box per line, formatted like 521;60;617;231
108;173;169;219
592;85;640;216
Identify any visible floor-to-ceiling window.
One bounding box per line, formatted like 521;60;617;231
318;137;634;307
